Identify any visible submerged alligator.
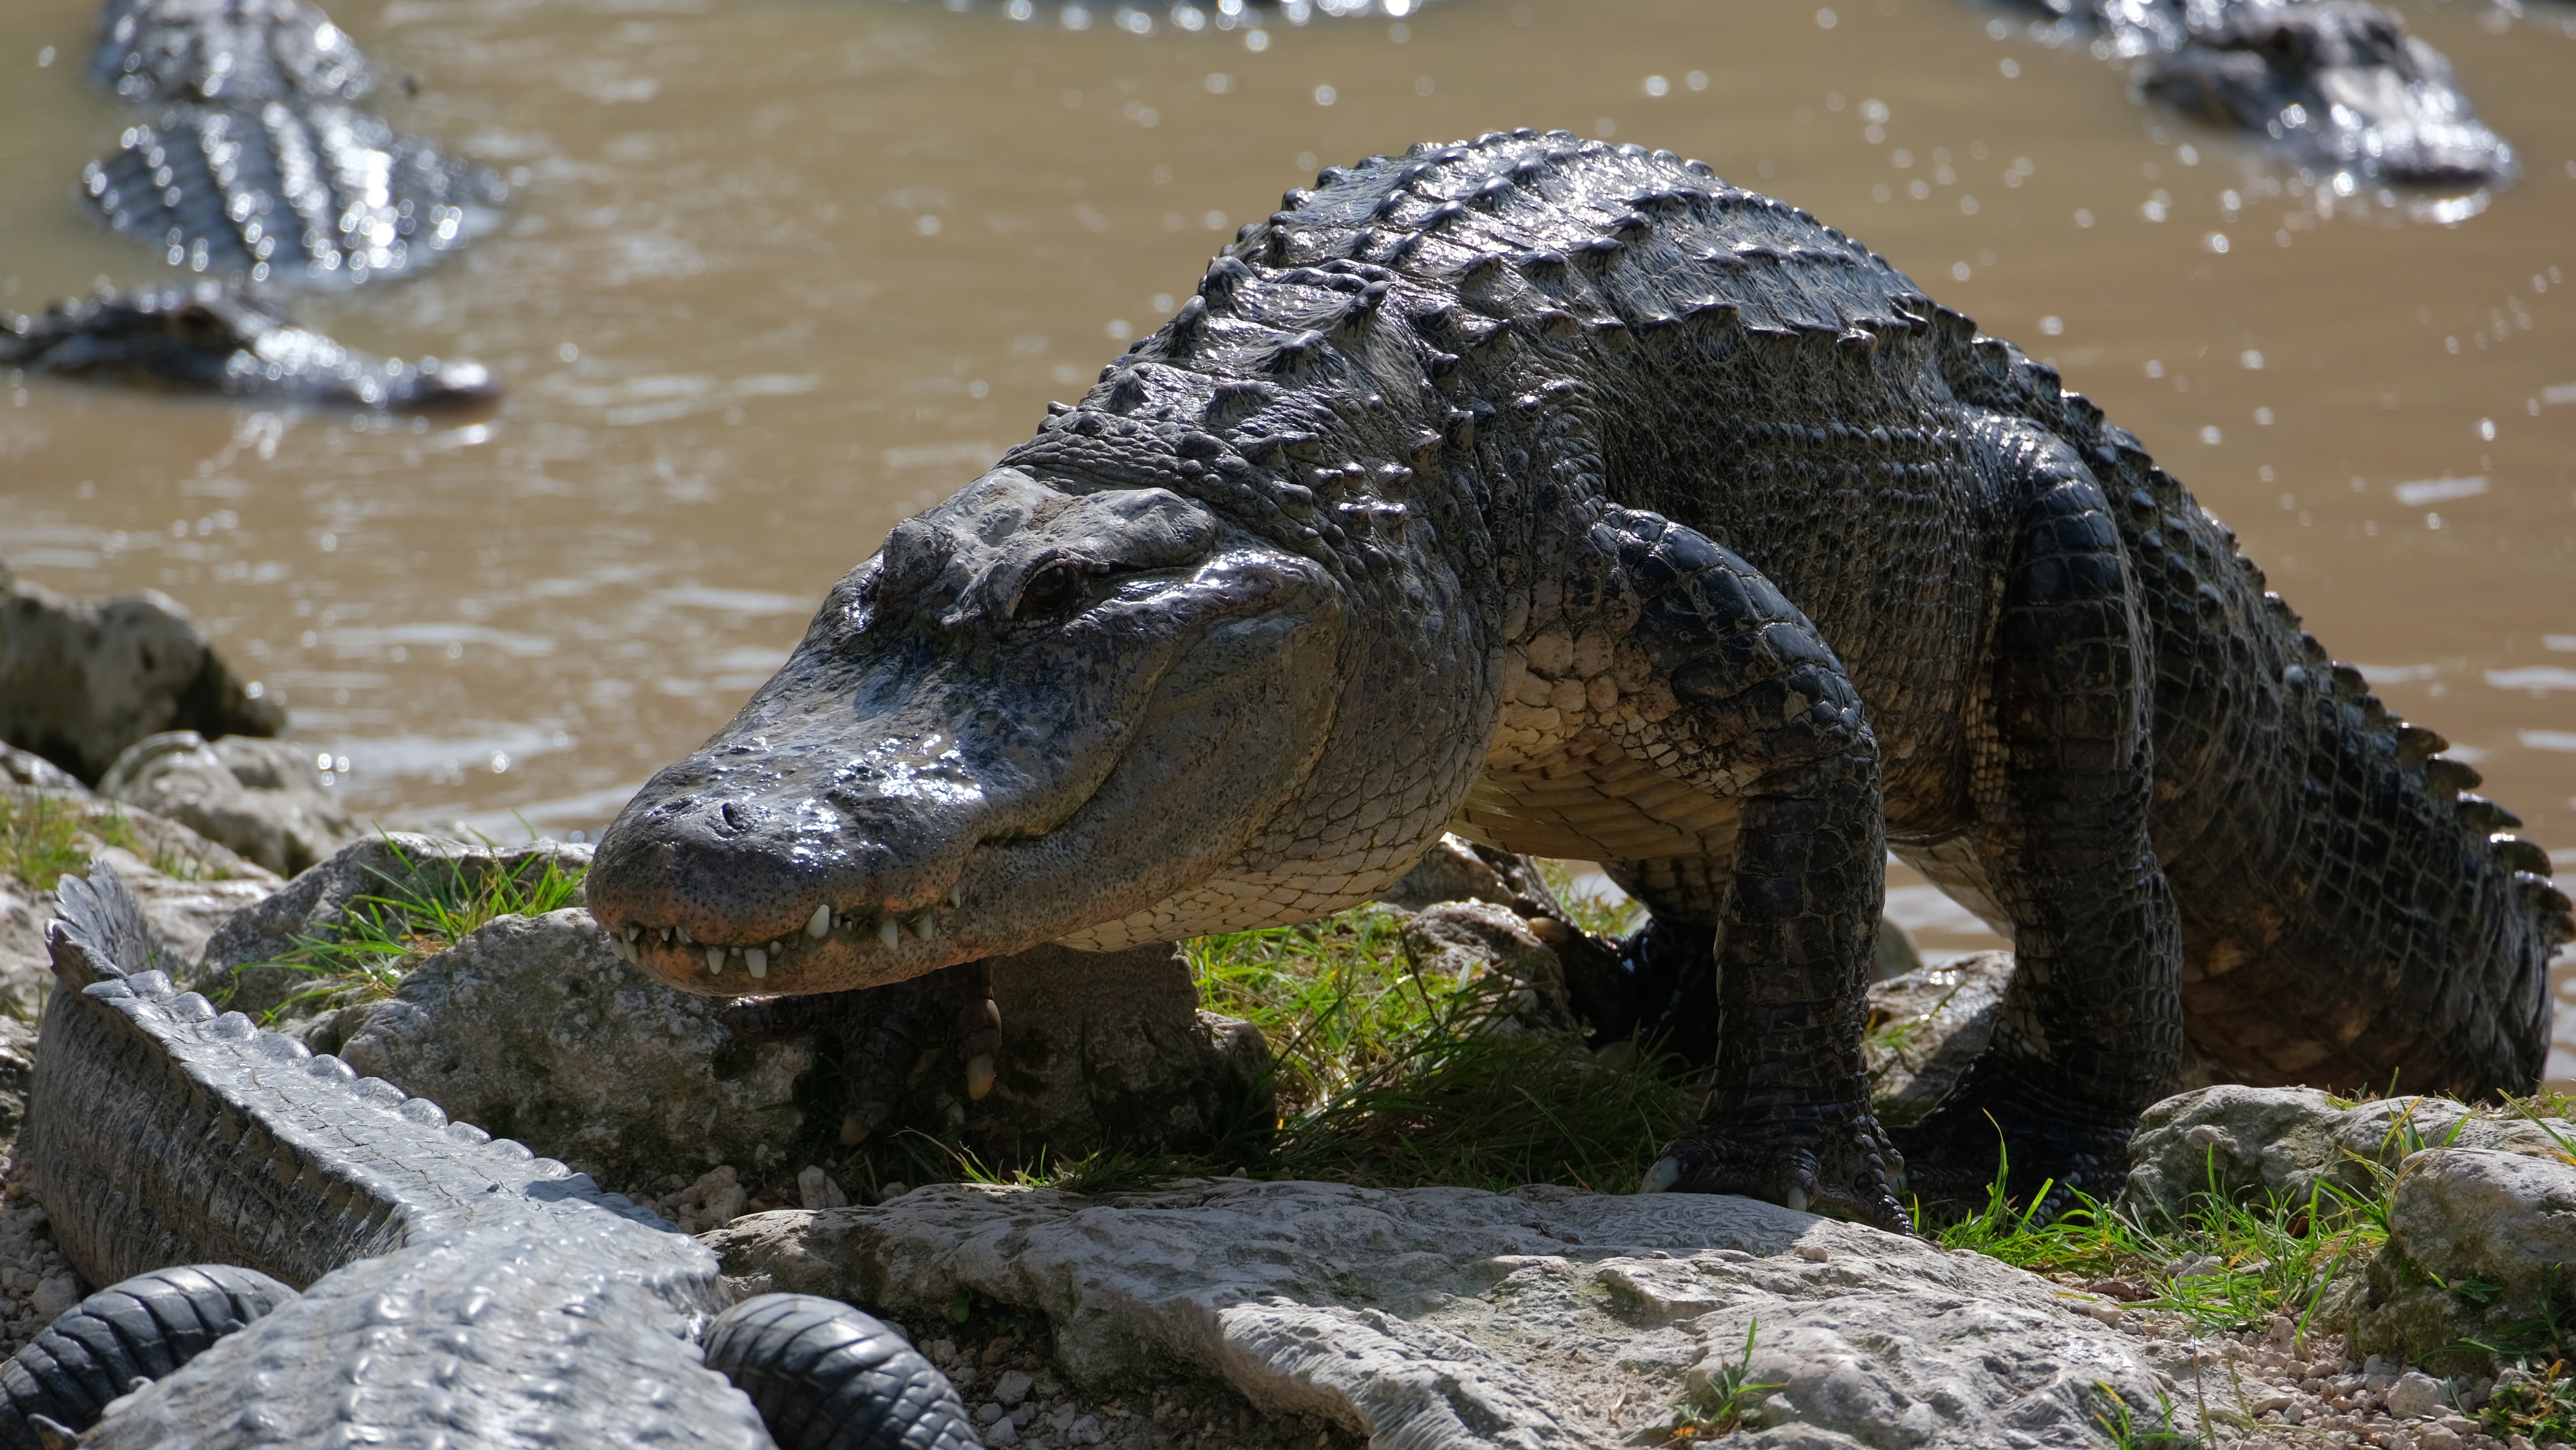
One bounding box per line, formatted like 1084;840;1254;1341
588;131;2571;1227
1;283;496;408
76;0;503;286
2017;0;2513;187
12;865;980;1448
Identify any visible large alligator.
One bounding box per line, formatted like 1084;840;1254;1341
2017;0;2513;188
2;282;497;408
14;864;981;1448
587;131;2571;1228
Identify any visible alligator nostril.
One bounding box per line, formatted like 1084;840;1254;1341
720;801;752;834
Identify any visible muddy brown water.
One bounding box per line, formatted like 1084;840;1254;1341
3;0;2573;1069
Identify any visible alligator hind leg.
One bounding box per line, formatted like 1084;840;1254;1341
0;1264;296;1446
1597;511;1905;1232
1891;423;2184;1213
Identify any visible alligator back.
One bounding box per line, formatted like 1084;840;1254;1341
28;866;773;1448
1086;131;2570;1098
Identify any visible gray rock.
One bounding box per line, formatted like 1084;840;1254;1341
0;745;82;791
194;832;591;1017
2341;1147;2576;1372
2384;1368;2448;1418
0;1016;37;1142
1378;834;1521;912
707;1179;2176;1449
330;907;814;1188
1861;951;2012;1127
2118;1085;2576;1223
1398;900;1577;1036
0;563;284;784
98;731;361;877
974;941;1273;1163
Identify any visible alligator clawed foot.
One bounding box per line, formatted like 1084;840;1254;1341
1643;1110;1912;1236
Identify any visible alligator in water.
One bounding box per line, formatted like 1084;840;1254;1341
2013;0;2513;187
76;0;502;285
82;102;503;285
587;131;2571;1228
2138;0;2512;187
89;0;375;107
2;283;497;408
14;864;981;1448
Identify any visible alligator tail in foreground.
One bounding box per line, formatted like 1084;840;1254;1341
589;131;2569;1226
20;865;979;1448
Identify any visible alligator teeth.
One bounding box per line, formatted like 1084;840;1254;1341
878;919;901;950
706;946;725;976
623;924;642;943
661;926;675;944
677;925;694;945
746;948;767;978
806;904;832;938
907;912;937;941
948;884;964;908
966;1054;997;1101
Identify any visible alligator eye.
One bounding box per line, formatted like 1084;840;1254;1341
1011;558;1087;620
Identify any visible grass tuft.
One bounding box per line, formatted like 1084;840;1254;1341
1664;1321;1782;1441
234;837;587;1022
0;793;109;892
1182;887;1697;1194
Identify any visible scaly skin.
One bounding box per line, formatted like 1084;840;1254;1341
26;865;980;1447
1;283;497;408
589;132;2570;1224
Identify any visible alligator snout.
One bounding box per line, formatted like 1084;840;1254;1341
588;746;996;995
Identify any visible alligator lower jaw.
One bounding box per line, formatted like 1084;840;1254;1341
611;890;996;996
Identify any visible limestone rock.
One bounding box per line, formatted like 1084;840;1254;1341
0;746;81;792
99;731;360;877
1378;835;1521;912
707;1179;2174;1449
975;942;1273;1162
1862;951;2012;1127
2118;1085;2576;1223
329;907;814;1187
1397;901;1577;1036
194;833;591;1017
2342;1147;2576;1372
0;565;283;784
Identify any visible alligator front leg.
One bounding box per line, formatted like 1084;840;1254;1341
1892;423;2183;1215
1596;512;1907;1232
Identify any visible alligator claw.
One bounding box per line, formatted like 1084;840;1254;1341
965;1054;997;1101
1653;1109;1912;1235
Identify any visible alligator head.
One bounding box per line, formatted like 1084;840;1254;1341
0;282;498;408
590;460;1481;997
2140;0;2513;187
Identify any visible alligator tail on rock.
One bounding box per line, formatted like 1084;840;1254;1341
23;864;980;1448
588;131;2567;1224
